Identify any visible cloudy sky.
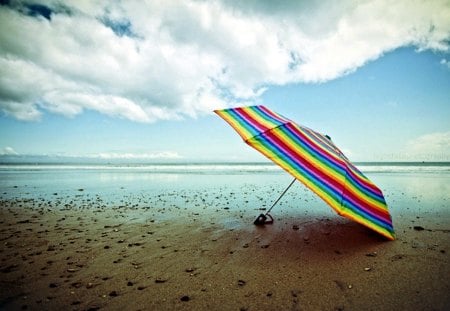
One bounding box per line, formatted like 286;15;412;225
1;0;449;162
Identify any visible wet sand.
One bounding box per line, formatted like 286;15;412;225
1;191;449;311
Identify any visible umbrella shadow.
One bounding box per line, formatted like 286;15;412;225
248;216;390;258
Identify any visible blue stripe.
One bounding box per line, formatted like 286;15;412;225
281;124;347;176
342;197;394;232
251;128;343;203
345;170;385;204
254;106;289;126
226;109;260;138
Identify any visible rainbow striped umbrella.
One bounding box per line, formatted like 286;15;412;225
215;105;395;240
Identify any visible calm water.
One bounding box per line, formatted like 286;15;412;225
1;162;449;221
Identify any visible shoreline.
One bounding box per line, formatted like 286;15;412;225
1;197;449;310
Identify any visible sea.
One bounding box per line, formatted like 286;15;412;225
1;162;449;223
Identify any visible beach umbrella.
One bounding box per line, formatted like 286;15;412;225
214;105;395;240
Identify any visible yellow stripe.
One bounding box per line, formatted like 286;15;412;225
274;128;347;184
216;110;253;141
296;125;346;166
244;106;281;129
343;179;389;213
294;125;388;213
340;208;395;240
247;136;343;214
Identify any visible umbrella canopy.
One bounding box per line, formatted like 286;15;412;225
215;105;395;240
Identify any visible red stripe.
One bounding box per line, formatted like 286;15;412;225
342;186;391;220
261;128;344;196
287;124;347;169
302;127;344;158
286;124;389;217
259;105;290;124
346;165;383;196
293;125;383;197
234;107;270;134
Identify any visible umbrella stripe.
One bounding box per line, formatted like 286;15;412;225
341;179;390;219
236;107;283;134
342;197;394;233
339;204;395;239
298;124;385;200
228;108;262;139
254;127;345;204
216;109;257;140
284;124;347;177
269;126;390;224
217;106;285;141
274;127;346;189
277;127;394;235
301;126;348;160
298;125;383;197
342;192;392;227
299;124;380;193
345;165;384;198
275;125;346;182
217;105;349;183
297;127;344;165
258;105;291;124
256;122;386;218
344;171;388;208
281;125;391;213
248;135;344;213
215;105;395;240
290;125;349;174
340;175;390;218
247;106;288;127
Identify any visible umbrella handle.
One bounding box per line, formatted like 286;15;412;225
253;213;273;225
253;178;296;226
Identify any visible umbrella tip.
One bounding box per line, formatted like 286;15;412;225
253;213;274;226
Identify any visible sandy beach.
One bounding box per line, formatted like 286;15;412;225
1;165;449;310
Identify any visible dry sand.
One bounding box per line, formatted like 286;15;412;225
1;197;449;311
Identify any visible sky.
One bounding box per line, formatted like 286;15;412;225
0;0;450;162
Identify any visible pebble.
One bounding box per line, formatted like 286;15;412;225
180;295;190;302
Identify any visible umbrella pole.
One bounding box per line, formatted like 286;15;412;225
266;178;296;215
254;178;296;225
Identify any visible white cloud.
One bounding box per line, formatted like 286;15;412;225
441;58;450;69
1;146;19;155
404;131;450;161
0;0;449;122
